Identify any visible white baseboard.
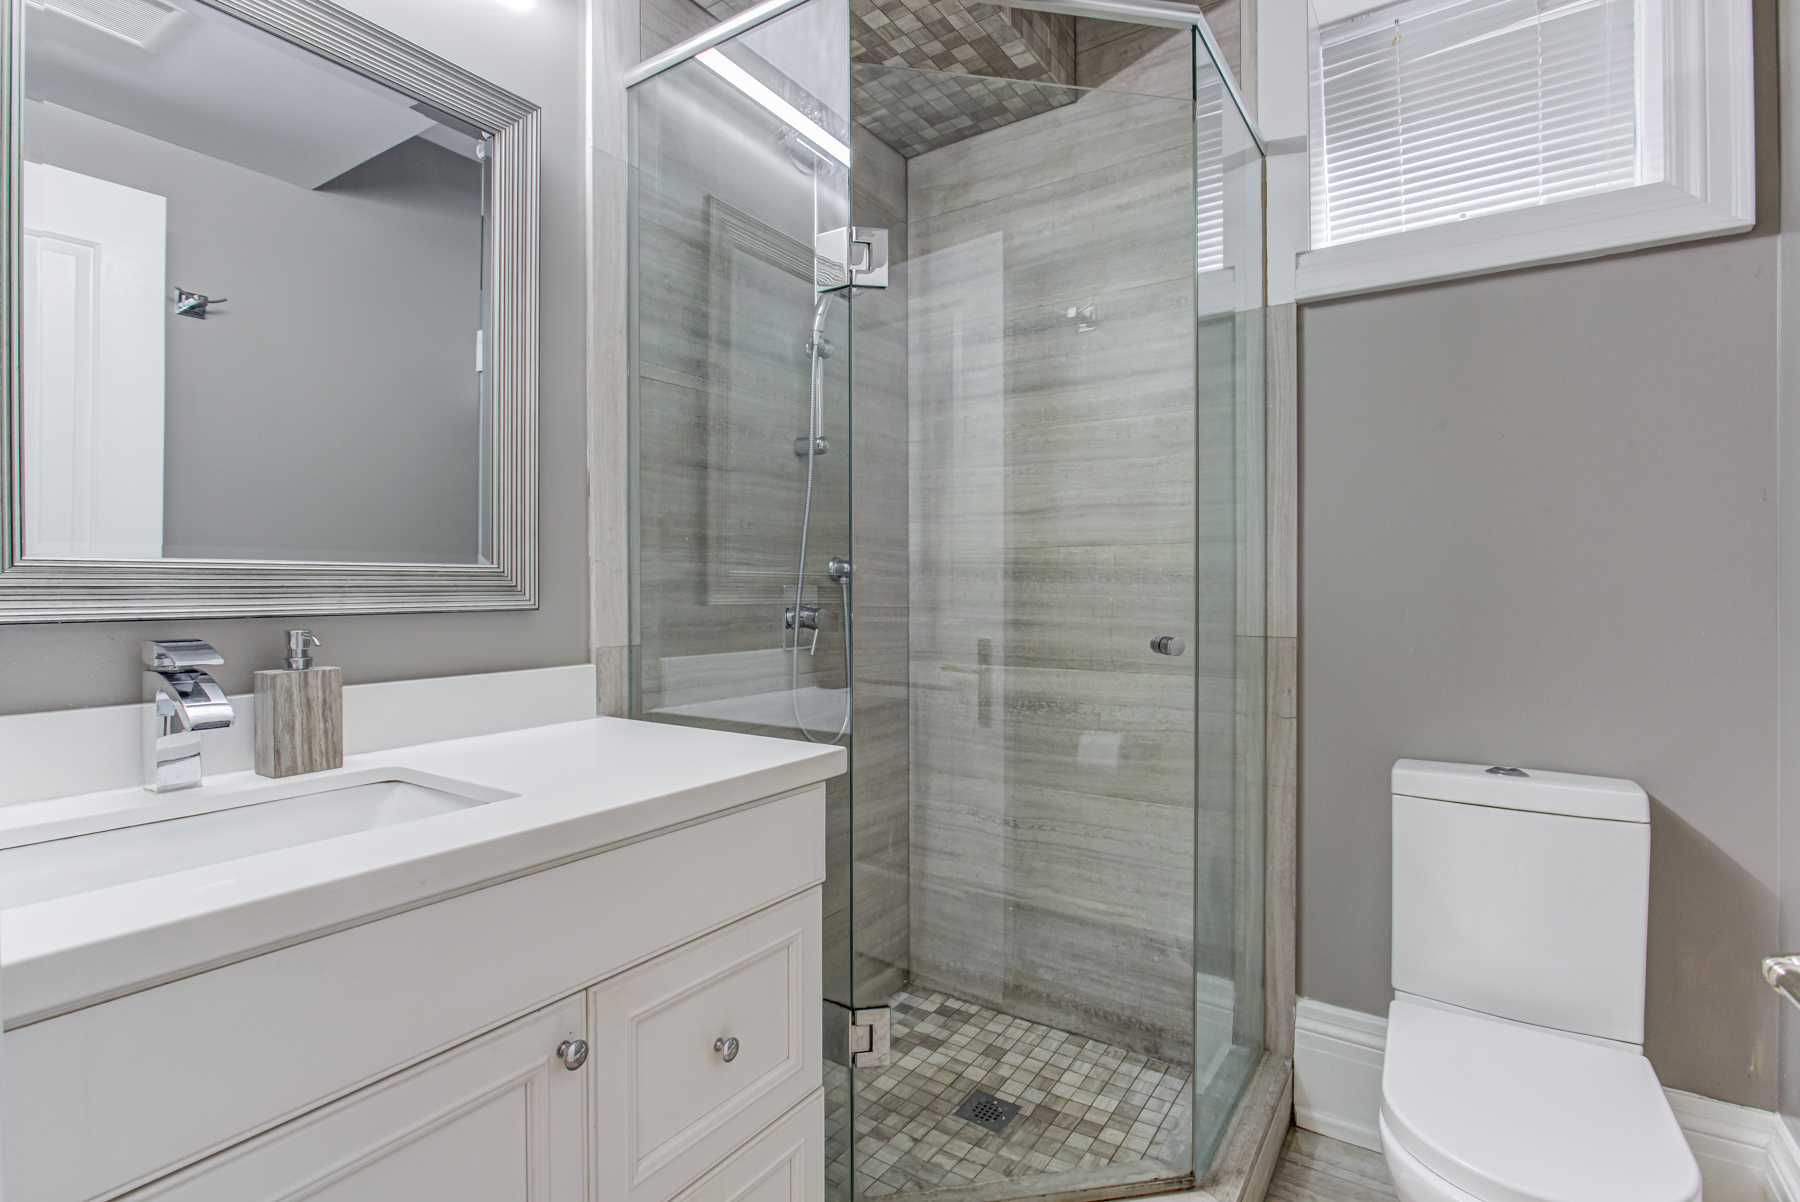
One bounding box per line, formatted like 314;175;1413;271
1294;998;1386;1152
1664;1088;1786;1202
1771;1113;1800;1202
1295;997;1791;1202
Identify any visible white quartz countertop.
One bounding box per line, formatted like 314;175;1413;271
0;717;845;1028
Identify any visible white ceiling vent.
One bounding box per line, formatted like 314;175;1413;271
29;0;198;54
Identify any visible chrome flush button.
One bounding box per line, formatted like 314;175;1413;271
1485;766;1529;777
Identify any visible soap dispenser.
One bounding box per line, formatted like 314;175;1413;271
254;630;343;778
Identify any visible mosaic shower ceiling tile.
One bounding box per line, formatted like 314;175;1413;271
698;0;1074;86
851;0;1073;84
696;0;1081;155
852;63;1077;157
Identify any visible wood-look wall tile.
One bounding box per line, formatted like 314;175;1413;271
1266;303;1298;641
909;89;1192;221
1264;633;1297;1057
904;79;1262;1063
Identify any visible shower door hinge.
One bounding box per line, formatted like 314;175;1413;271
851;1005;891;1067
824;1000;891;1067
815;227;889;289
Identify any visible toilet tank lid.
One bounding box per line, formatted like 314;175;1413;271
1393;760;1649;823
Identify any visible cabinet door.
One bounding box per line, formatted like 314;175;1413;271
125;996;587;1201
673;1091;824;1202
591;889;822;1202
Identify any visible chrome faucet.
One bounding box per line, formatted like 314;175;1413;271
144;640;236;792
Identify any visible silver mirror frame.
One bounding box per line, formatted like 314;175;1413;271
0;0;540;622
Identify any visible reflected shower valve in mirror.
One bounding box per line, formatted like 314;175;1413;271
174;289;227;320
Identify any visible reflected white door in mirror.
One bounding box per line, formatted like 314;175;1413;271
22;162;166;560
0;0;542;619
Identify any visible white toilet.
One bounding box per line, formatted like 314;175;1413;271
1380;759;1703;1202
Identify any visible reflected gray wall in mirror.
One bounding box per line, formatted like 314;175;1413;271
0;0;540;619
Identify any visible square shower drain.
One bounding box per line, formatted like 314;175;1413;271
952;1090;1021;1133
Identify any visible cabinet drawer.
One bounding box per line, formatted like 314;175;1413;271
125;995;587;1201
673;1091;824;1202
592;889;821;1202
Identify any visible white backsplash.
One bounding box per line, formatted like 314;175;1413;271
0;663;598;806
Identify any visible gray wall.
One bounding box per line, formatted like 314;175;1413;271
26;101;483;563
1778;0;1800;1135
1300;233;1784;1106
0;0;592;712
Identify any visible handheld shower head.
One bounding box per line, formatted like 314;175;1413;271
804;291;835;365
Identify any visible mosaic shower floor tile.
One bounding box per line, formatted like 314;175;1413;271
852;989;1192;1199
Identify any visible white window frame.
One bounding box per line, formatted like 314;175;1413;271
1283;0;1754;302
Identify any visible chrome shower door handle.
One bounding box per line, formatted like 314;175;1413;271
1150;635;1185;657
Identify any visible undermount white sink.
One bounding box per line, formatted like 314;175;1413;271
0;778;498;910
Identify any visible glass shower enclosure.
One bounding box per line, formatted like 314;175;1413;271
627;0;1268;1195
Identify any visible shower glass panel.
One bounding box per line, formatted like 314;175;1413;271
629;6;1266;1199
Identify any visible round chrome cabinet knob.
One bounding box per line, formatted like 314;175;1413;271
557;1039;588;1071
715;1036;740;1063
1150;635;1185;657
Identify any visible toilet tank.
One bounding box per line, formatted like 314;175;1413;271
1391;759;1651;1045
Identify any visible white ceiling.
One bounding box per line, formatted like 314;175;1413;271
24;0;458;189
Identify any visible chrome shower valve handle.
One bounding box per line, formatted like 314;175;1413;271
784;603;822;655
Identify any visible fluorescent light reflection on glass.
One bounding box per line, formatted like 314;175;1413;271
696;48;849;166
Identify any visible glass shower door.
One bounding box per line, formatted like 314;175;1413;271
628;5;1266;1200
843;24;1266;1202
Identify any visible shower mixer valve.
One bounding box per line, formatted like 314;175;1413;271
785;603;822;654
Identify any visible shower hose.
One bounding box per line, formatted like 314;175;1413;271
792;292;852;746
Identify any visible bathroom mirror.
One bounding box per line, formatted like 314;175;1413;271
0;0;540;620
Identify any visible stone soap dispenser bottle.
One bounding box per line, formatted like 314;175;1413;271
254;630;343;778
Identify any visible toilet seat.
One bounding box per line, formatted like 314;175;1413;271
1381;1112;1485;1202
1380;999;1701;1202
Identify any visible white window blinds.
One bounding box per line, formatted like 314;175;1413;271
1196;71;1226;272
1312;0;1640;249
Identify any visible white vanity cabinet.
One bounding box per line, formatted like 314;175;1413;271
4;780;828;1202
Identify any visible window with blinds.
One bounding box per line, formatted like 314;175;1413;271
1196;71;1226;272
1311;0;1640;249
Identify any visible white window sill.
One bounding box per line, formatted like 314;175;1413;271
1293;181;1754;302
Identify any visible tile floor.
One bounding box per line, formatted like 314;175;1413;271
1268;1121;1773;1202
849;989;1194;1198
1266;1129;1398;1202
